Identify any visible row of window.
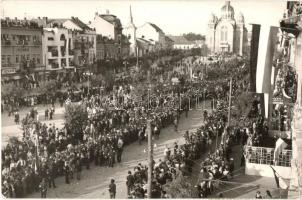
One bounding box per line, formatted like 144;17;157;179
2;54;41;65
1;34;40;42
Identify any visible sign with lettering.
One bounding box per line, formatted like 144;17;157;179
2;68;16;74
16;47;30;52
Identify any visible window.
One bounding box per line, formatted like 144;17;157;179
16;55;19;63
12;35;15;40
7;56;10;63
37;58;40;64
221;26;228;42
48;37;54;41
2;55;5;64
26;55;30;60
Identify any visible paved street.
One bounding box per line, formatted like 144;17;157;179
26;107;207;198
1;103;65;146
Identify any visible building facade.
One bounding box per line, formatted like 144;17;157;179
34;17;97;72
42;27;74;74
206;1;248;55
136;22;166;50
89;11;123;41
1;18;44;85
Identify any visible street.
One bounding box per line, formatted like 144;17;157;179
25;107;206;198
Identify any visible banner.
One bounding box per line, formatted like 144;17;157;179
250;24;279;117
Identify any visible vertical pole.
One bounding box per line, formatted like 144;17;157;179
228;78;232;126
203;89;206;110
147;119;153;199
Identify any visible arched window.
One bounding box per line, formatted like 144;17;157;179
60;34;66;41
221;26;228;42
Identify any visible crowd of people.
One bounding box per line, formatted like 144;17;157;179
2;54;251;198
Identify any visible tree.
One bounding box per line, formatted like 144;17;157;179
64;103;88;143
37;80;58;95
164;172;199;198
1;83;26;99
183;33;205;41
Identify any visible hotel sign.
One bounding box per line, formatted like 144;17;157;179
2;68;16;74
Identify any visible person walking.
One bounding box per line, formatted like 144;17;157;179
108;179;116;199
117;137;124;163
64;162;70;184
39;178;47;198
126;171;134;197
45;109;49;120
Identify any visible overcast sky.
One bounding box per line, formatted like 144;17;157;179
2;0;286;35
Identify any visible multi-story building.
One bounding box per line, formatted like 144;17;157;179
1;18;44;85
96;34;130;61
33;17;97;73
280;1;302;193
89;11;123;41
42;27;74;75
136;22;166;50
91;11;130;62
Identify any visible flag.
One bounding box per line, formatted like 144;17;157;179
270;165;290;189
274;138;288;163
250;24;279;118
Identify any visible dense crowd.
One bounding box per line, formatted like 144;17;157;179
2;54;250;198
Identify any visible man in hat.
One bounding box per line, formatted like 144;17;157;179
108;179;116;199
126;171;135;196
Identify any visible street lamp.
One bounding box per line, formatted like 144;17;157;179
146;70;153;199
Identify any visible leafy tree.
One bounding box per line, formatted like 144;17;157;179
164;172;199;198
64;103;88;143
183;32;205;41
37;80;58;95
1;83;26;99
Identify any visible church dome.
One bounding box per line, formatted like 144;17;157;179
237;12;244;24
221;1;234;20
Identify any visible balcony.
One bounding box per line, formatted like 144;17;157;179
33;40;42;45
2;40;11;46
16;40;28;46
69;49;74;55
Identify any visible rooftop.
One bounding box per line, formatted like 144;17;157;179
1;17;42;30
166;35;194;45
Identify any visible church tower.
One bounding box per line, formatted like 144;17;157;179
123;6;137;56
206;13;217;53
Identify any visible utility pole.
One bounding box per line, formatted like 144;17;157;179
147;119;153;198
147;69;153;198
227;78;232;126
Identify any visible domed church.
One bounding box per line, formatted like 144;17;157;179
206;1;248;55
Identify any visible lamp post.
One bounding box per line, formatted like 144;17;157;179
228;78;232;126
146;70;153;199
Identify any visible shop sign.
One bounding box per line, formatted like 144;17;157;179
2;68;16;74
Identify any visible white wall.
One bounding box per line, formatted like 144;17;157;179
245;162;292;180
90;16;115;39
137;23;159;42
